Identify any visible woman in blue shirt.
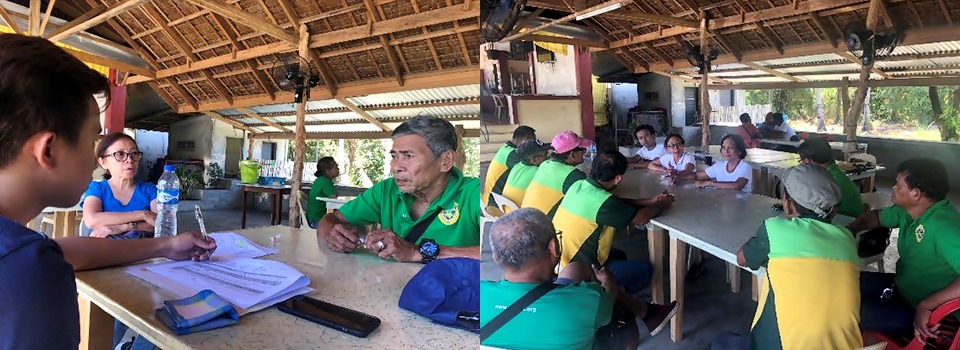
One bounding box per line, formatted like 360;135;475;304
82;132;158;238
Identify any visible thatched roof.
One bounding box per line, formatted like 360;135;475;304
1;0;479;136
515;0;960;89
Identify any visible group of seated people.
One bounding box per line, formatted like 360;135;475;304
481;124;960;350
736;112;799;149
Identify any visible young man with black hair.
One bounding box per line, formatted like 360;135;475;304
847;158;960;344
484;125;537;205
627;124;666;168
798;137;864;218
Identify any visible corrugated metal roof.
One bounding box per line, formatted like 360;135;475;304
346;85;481;106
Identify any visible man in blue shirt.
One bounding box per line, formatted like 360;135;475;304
0;33;217;350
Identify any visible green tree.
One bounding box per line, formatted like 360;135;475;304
462;137;480;178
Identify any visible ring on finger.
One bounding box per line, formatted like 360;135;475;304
376;241;386;251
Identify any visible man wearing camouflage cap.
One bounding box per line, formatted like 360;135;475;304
734;164;862;349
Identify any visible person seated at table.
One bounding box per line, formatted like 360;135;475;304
553;151;678;338
481;208;616;350
684;134;753;193
81;132;157;239
648;133;695;180
484;125;537;205
846;158;960;343
0;33;216;350
627;124;666;168
734;164;862;350
521;131;590;219
736;113;762;148
798;137;863;218
498;139;552;208
758;112;784;140
769;113;798;141
305;156;340;229
317;116;480;262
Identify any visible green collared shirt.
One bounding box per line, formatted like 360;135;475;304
339;167;480;247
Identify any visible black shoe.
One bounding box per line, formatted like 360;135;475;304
642;301;678;336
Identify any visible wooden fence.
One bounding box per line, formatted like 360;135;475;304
711;105;772;124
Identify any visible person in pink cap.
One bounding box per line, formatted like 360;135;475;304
521;131;591;219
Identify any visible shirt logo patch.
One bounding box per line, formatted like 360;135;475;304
916;224;925;243
438;202;460;225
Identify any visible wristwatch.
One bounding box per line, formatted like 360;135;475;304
129;221;138;231
418;239;439;264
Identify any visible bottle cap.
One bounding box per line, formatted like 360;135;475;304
163;164;176;172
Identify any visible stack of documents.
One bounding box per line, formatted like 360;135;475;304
127;232;310;315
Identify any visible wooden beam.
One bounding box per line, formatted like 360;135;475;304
936;0;952;25
38;0;56;36
708;76;960;90
308;50;339;97
644;41;674;67
380;36;404;86
204;111;257;132
184;0;297;45
837;52;891;79
309;0;477;48
0;2;23;34
61;47;155;78
741;61;805;82
46;4;106;41
246;60;276;101
500;0;631;42
297;4;366;24
28;0;38;35
168;80;199;111
336;97;392;132
252;129;481;140
699;12;710;149
146;81;178;109
844;0;881;141
48;0;152;42
523;33;608;48
178;67;477;112
245;114;479;127
251;98;479;118
237;107;291;132
754;22;783;54
808;12;838;48
601;10;699;28
711;32;740;62
509;8;545;35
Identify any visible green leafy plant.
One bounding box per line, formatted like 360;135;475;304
175;168;206;200
206;162;224;188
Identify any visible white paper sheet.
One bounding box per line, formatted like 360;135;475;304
208;232;278;260
127;258;309;310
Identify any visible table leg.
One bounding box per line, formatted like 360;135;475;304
78;294;113;350
241;189;248;229
53;212;71;239
273;192;281;225
669;238;686;342
647;227;666;304
866;175;876;193
728;263;741;293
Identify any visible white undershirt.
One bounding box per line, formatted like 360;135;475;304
705;160;753;193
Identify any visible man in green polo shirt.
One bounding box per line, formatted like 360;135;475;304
798;137;864;217
497;139;552;207
484;125;537;205
847;158;960;343
316;116;480;263
521;131;589;219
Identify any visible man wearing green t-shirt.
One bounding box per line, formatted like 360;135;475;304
848;158;960;343
481;208;618;350
798;137;864;218
317;116;480;263
484;126;537;205
306;156;339;228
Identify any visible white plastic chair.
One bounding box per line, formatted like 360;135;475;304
489;192;519;215
858;192;893;273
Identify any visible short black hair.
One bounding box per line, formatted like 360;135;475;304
633;124;655;136
314;156;337;177
897;158;948;201
772;113;784;122
590;151;628;182
721;134;747;159
663;133;685;148
798;137;833;164
739;113;752;124
513;125;536;141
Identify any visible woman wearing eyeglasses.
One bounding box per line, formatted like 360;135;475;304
81;132;157;239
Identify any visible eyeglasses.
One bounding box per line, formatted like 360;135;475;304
666;143;683;149
101;150;143;162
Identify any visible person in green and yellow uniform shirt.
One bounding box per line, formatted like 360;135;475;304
305;156;339;229
317;116;480;262
847;158;960;344
521;131;590;219
498;139;552;207
732;164;862;350
798;137;864;218
483;125;537;205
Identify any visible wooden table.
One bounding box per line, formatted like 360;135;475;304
240;185;292;228
74;226;476;350
759;139;868;152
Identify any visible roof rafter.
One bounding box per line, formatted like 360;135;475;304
237;107;291;132
183;0;297;45
336;97;392;132
204;111;258;132
0;2;23;34
47;0;152;42
741;61;806;82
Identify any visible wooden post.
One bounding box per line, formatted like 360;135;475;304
699;12;711;147
288;24;310;228
246;132;254;159
844;0;881;142
454;124;466;170
840;77;850;128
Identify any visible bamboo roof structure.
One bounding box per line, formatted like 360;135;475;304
0;0;479;137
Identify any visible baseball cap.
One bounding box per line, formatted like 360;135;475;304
781;164;841;218
516;139;553;159
398;258;479;332
552;131;594;154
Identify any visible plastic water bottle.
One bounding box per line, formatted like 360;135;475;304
155;164;180;238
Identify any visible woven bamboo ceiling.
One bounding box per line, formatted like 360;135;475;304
514;0;960;88
0;0;479;116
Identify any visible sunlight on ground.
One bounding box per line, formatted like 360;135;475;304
789;121;943;141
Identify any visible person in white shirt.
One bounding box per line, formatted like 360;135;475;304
628;124;666;168
683;134;753;193
772;113;798;141
648;133;695;179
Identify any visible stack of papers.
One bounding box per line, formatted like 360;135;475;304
127;232;310;315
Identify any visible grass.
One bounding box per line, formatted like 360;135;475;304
789;120;944;142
